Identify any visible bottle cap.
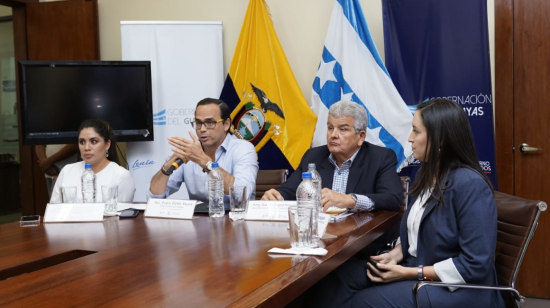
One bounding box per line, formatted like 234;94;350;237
307;163;316;169
211;162;219;168
85;164;92;169
302;172;312;179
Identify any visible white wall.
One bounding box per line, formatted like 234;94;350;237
43;0;493;105
0;7;11;16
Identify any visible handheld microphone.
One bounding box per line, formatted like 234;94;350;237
166;158;184;174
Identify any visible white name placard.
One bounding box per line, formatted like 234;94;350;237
44;203;105;223
318;213;331;238
245;201;296;221
144;198;197;220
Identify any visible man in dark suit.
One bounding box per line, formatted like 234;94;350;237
262;100;402;213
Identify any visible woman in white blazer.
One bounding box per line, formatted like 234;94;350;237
50;119;135;203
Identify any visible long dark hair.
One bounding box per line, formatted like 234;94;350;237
78;119;119;165
409;99;493;205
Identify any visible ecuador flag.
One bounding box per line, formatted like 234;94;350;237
219;0;317;171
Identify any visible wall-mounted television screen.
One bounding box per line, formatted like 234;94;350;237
18;60;154;145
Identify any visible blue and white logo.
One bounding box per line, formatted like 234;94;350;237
132;159;155;170
153;109;166;125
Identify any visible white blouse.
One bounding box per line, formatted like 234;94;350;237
50;161;135;204
406;189;431;258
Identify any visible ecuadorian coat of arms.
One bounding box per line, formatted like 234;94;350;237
231;83;285;150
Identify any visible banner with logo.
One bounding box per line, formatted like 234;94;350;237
383;0;498;188
219;0;317;171
121;21;223;201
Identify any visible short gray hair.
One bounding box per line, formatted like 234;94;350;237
328;101;367;133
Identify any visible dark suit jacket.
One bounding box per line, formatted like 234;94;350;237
276;142;402;211
400;168;504;307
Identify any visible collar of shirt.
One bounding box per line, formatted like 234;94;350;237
328;148;360;172
214;133;233;161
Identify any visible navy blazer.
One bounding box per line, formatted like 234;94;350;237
276;142;402;211
401;168;504;306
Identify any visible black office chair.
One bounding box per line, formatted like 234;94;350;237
376;176;410;254
399;176;410;212
413;191;547;308
255;169;288;200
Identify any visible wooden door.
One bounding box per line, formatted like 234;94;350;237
495;0;550;298
11;0;99;216
26;0;99;61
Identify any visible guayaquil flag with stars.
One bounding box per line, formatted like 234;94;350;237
311;0;413;171
219;0;317;171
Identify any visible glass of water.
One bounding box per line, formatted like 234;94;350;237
288;204;313;250
229;185;247;220
101;185;118;216
61;186;77;203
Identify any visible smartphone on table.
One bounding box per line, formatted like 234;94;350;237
20;215;41;226
119;209;140;218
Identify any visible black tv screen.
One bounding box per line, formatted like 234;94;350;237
18;60;154;145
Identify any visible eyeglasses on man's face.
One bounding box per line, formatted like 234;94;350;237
191;119;224;129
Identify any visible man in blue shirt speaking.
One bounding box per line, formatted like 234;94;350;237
148;98;258;208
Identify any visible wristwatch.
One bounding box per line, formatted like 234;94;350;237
203;161;213;173
160;165;172;176
350;193;358;204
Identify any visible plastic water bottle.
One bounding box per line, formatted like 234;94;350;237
307;163;322;193
295;172;316;248
307;163;322;246
81;163;96;203
208;162;224;218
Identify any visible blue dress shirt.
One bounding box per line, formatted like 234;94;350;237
328;151;375;211
147;134;258;208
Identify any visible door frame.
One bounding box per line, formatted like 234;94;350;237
1;0;99;216
494;0;514;195
1;0;39;216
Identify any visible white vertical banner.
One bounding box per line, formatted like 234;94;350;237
121;21;224;201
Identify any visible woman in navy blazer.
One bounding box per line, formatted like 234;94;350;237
308;99;505;307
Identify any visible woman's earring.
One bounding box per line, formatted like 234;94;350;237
105;150;109;158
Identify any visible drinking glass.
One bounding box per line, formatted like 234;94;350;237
229;185;248;220
288;205;313;250
101;185;118;215
61;186;77;203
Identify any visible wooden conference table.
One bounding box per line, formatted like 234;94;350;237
0;210;400;307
